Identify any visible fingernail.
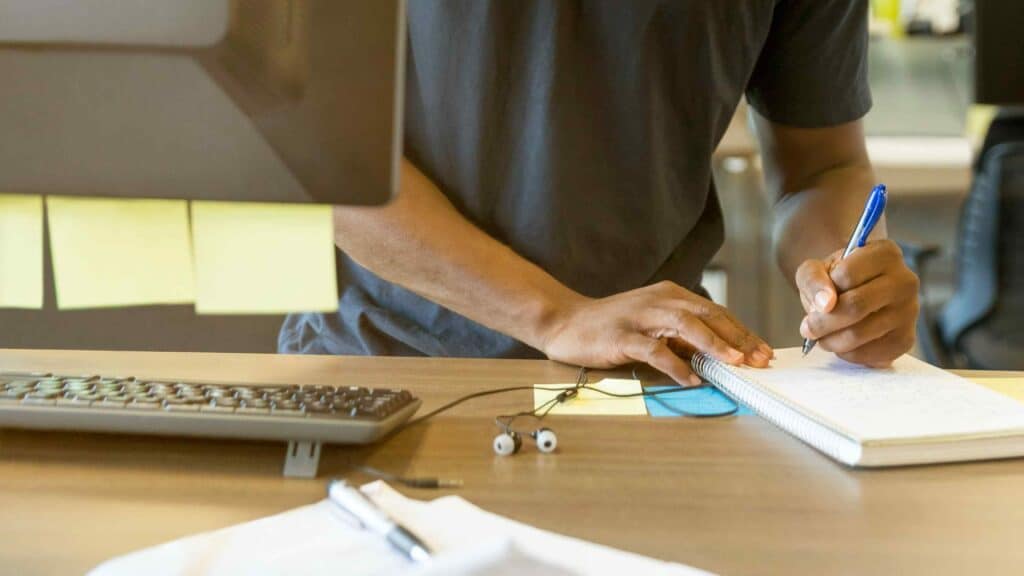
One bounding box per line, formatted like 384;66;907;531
728;348;744;363
689;374;702;386
814;290;831;311
800;317;812;339
751;350;769;365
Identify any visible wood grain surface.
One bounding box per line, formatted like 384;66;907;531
0;349;1021;575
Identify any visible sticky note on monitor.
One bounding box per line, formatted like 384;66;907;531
46;196;195;309
190;202;338;314
0;194;44;309
534;379;648;416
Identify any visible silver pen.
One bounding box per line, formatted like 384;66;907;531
327;479;432;563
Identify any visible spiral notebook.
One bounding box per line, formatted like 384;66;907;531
693;347;1024;467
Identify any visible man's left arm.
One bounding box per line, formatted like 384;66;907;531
755;113;920;367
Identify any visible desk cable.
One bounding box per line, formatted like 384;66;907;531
353;366;739;488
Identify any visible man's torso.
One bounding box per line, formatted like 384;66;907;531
282;0;783;358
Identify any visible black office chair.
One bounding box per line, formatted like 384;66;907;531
903;112;1024;369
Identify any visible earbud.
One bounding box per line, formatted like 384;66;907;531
531;427;558;454
493;431;522;456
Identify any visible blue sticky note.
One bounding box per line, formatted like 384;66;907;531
644;385;752;417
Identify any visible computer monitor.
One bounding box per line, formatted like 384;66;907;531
972;0;1024;106
0;0;405;205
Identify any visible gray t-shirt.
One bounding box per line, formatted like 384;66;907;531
279;0;871;358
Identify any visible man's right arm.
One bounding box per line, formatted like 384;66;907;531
331;159;773;384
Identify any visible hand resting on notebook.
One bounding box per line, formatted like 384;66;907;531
795;240;919;368
542;280;774;386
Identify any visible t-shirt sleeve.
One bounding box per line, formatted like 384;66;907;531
745;0;872;128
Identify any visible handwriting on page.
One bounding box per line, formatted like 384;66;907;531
730;347;1024;441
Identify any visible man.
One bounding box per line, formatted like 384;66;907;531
279;0;920;385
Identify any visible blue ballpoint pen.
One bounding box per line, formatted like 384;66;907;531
801;184;888;356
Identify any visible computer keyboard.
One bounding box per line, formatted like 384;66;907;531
0;371;421;448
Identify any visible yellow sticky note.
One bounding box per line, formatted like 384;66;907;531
974;378;1024;404
966;105;998;145
46;196;194;309
190;202;338;314
0;194;43;309
534;378;648;416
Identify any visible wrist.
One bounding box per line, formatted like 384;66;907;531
524;287;590;354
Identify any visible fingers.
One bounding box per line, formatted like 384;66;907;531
630;280;773;368
642;305;767;367
835;326;916;368
796;239;920;368
815;301;916;354
662;309;744;365
700;309;773;367
796;258;838;314
829;239;904;292
620;334;700;386
800;273;916;341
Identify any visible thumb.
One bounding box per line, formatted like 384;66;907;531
795;259;837;314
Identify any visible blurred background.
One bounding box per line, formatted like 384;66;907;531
0;0;1018;370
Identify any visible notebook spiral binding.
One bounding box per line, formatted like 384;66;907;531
690;353;862;466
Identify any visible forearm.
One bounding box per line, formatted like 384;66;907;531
332;158;584;351
753;113;881;285
756;116;917;366
772;161;881;285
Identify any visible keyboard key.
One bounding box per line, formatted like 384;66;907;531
272;398;301;410
242;398;269;409
305;400;334;413
0;394;26;404
235;406;270;415
200;403;235;414
72;392;103;402
163;402;201;412
130;395;162;404
126;400;161;411
56;395;93;407
25;390;61;399
22;396;57;406
96;398;128;408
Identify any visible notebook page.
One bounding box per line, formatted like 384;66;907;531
727;348;1024;443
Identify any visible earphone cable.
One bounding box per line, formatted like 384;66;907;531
373;366;737;488
401;367;740;433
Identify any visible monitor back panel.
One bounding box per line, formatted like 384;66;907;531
974;0;1024;106
0;0;404;205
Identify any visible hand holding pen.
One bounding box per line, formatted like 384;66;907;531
794;185;920;368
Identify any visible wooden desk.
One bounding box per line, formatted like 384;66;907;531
1;349;1022;575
